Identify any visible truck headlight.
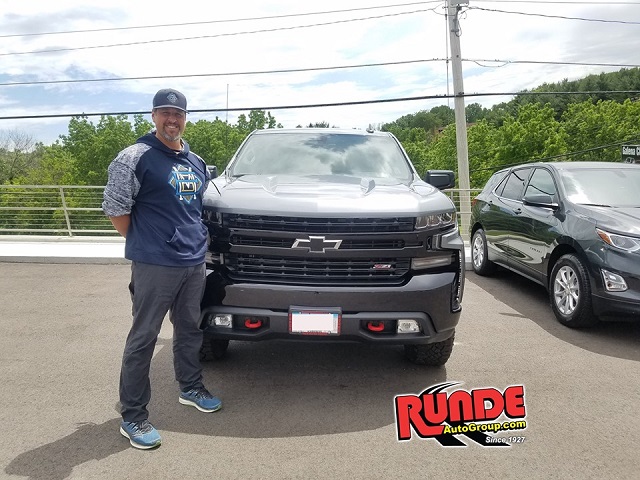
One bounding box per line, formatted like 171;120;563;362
415;212;456;229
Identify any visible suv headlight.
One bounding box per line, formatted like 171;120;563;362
596;228;640;253
415;212;456;229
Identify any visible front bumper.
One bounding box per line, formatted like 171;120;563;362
200;271;461;345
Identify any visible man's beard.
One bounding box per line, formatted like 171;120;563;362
160;129;181;143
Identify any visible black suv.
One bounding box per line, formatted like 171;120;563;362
470;161;640;327
200;129;465;366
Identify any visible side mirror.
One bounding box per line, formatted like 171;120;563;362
207;165;218;179
423;170;455;190
523;193;558;210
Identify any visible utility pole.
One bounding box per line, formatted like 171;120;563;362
447;0;471;240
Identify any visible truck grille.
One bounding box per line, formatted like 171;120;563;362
225;254;411;285
231;235;413;250
223;214;415;233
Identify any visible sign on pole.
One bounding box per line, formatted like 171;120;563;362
622;145;640;164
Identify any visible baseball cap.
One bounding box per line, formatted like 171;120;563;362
152;88;188;112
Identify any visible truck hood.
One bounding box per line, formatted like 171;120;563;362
205;174;455;215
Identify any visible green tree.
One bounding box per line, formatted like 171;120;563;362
236;110;279;135
490;103;568;168
465;103;488;123
14;142;75;185
59;115;139;185
562;99;640;161
0;130;41;184
183;118;246;172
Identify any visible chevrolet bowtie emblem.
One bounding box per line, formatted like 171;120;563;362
292;236;342;253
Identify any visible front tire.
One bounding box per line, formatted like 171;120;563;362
471;228;497;275
404;332;455;366
549;254;598;328
200;338;230;361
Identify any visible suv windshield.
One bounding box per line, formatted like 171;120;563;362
561;167;640;207
229;132;414;182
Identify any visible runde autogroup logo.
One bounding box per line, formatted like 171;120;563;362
394;382;527;447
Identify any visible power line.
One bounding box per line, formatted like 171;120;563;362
476;1;640;4
466;59;640;68
468;136;640;174
0;59;446;87
2;59;638;88
0;9;437;57
468;6;640;24
0;1;442;39
3;90;639;121
4;1;636;40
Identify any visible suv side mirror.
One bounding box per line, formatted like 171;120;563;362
523;193;558;210
423;170;455;190
207;165;218;179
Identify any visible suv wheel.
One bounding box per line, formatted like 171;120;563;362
200;338;230;361
549;254;598;328
471;228;496;275
404;332;454;366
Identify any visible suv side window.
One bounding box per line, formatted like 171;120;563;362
524;168;557;201
500;167;532;201
482;170;508;195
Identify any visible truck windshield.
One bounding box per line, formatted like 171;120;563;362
229;132;414;181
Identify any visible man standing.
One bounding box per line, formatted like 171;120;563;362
102;88;220;450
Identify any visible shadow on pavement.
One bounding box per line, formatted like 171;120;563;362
6;338;446;479
5;419;129;480
152;339;447;438
468;269;640;362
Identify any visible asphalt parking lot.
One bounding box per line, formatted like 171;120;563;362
1;262;639;480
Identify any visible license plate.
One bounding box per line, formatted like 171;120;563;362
289;307;341;335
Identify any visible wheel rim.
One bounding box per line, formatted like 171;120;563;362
553;265;579;315
472;234;484;269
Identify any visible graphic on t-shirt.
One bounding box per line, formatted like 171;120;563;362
168;164;203;203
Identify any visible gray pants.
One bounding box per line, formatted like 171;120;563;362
120;261;206;423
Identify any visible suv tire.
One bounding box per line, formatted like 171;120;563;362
549;254;598;328
471;228;497;275
404;332;455;366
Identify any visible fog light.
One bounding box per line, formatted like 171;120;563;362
601;269;627;292
412;255;452;270
213;314;233;328
397;319;420;333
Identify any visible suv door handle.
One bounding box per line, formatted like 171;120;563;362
514;208;522;215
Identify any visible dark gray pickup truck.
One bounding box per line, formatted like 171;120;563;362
200;128;464;366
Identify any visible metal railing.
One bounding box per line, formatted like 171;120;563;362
0;185;482;237
0;185;114;236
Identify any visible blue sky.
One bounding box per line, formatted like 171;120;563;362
1;0;639;146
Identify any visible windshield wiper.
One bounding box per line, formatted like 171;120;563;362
580;203;611;208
